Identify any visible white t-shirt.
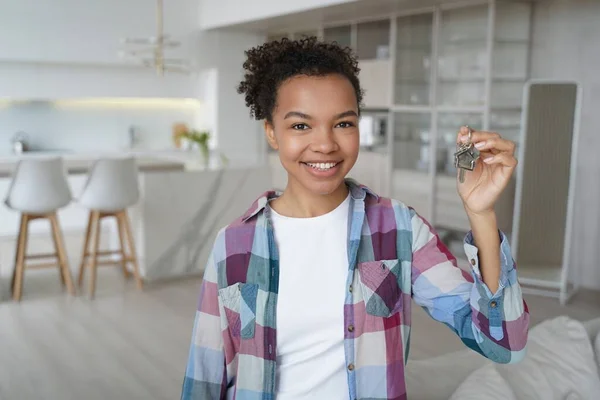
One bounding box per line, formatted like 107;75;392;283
270;194;351;400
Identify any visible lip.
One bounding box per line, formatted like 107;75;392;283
301;160;343;178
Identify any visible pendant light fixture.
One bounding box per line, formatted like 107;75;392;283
119;0;189;75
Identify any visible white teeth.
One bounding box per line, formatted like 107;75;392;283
306;162;338;171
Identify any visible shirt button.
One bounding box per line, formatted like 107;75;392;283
470;258;476;265
348;325;355;332
349;285;353;293
490;301;497;308
347;363;355;371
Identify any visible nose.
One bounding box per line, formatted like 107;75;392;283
311;127;338;153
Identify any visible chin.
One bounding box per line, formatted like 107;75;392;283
297;173;347;196
309;180;344;196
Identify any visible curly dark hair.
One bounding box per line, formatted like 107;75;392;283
237;36;363;122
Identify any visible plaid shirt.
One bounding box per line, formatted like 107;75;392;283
182;179;529;400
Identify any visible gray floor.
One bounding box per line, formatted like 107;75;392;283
1;269;599;400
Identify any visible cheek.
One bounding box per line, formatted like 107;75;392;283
277;134;306;160
340;132;360;157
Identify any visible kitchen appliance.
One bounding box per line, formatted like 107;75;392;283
11;131;29;154
359;112;388;149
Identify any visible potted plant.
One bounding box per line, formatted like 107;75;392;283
172;123;211;166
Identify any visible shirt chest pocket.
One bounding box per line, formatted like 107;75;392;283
218;282;259;339
357;259;406;318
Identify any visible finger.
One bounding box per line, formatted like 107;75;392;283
482;153;518;168
458;129;501;144
474;136;516;154
478;149;496;159
456;126;478;143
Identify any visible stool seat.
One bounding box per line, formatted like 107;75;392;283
5;158;72;214
77;157;139;212
76;157;143;299
4;158;75;301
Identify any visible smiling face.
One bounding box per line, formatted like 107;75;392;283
265;73;360;197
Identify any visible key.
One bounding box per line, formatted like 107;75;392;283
454;136;480;184
456;144;468;183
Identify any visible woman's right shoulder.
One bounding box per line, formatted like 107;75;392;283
209;214;259;258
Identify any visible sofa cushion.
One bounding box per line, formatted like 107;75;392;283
405;349;488;400
495;316;600;400
586;317;600;375
449;364;516;400
595;332;600;376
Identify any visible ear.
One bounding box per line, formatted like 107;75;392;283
264;120;279;150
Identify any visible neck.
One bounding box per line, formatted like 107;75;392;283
273;180;349;218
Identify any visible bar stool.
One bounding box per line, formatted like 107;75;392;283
77;157;143;298
4;158;76;301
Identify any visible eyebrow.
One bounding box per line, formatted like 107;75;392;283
284;111;311;120
283;110;358;120
335;110;359;119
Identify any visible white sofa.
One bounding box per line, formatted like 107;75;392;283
405;316;600;399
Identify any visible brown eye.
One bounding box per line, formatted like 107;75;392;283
292;123;310;130
336;121;355;128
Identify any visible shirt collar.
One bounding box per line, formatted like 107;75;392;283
240;178;378;223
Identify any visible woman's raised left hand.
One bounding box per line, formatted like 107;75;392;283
456;126;518;216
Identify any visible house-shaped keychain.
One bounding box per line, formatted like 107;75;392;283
454;145;480;171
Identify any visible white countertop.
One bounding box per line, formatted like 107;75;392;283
0;148;264;178
0;149;192;177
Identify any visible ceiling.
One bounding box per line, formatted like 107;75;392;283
217;0;537;33
221;0;466;33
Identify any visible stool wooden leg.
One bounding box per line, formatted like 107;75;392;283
10;217;22;292
119;211;143;290
115;213;131;279
88;211;101;299
49;213;76;296
78;211;94;287
12;214;30;301
48;214;65;286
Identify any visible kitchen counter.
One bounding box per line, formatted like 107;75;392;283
0;148;271;284
0;164;273;283
0;152;186;177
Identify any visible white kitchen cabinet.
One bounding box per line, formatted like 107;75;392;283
282;19;393;109
323;25;352;48
437;4;488;107
390;0;531;252
392;169;431;222
356;20;390;60
267;33;289;42
360;60;391;109
394;13;434;106
357;19;391;109
293;30;319;40
265;0;533;252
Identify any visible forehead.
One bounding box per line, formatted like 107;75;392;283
274;74;358;117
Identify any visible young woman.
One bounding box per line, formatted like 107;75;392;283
182;37;529;400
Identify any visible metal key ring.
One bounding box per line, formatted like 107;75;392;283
457;125;473;146
465;125;473;143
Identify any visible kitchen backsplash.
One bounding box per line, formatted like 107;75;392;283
0;98;208;155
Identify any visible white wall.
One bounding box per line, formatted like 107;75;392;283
189;29;266;164
215;31;266;165
199;0;358;29
0;0;200;99
0;0;265;160
530;0;600;290
0;100;204;154
0;62;201;100
0;0;198;64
